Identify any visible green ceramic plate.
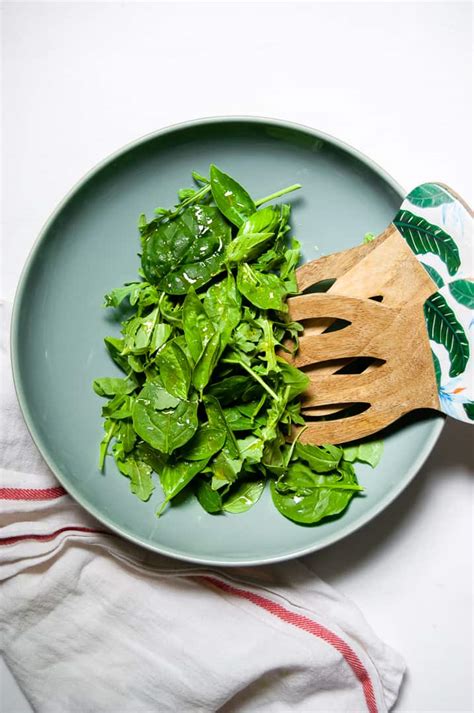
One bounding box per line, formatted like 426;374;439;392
11;117;443;565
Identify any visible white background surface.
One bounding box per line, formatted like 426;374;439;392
1;2;472;712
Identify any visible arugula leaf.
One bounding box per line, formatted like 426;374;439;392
115;453;154;501
343;440;383;468
277;358;310;400
237;264;288;311
294;442;343;472
93;376;138;397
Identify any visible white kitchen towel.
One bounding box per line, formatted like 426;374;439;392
0;301;405;713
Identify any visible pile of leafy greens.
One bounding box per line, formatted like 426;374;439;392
94;165;382;524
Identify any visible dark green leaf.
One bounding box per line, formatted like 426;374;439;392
204;394;240;458
209;164;256;227
157;339;191;400
463;401;474;420
394;209;460;276
424;292;470;377
207;375;261;405
431;349;442;389
271;462;362;524
196;479;222;513
421;263;445;288
449;279;474;309
141;205;231;294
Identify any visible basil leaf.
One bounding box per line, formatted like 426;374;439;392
209;164;256;227
141;205;231;294
156;339;191;400
132;382;198;454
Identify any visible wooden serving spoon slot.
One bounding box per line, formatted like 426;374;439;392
285;182;473;444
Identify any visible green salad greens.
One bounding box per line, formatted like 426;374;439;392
94;165;382;524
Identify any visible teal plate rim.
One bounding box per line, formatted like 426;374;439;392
10;116;445;566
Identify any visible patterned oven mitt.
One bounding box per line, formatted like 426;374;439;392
394;183;473;422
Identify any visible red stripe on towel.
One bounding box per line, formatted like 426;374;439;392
0;486;67;500
201;575;378;713
0;526;107;545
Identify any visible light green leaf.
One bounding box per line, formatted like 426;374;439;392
407;183;454;208
115;455;154;501
449;279;474;309
223;480;265;513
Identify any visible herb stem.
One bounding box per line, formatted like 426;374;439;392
255;184;301;207
222;357;279;401
285;425;308;466
99;421;117;471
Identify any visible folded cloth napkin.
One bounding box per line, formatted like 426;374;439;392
0;302;405;712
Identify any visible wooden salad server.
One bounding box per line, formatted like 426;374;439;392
287;182;473;444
